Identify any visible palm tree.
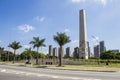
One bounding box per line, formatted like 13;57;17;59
8;41;22;63
30;37;46;64
25;48;32;64
54;32;71;66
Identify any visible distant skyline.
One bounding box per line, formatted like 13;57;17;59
0;0;120;54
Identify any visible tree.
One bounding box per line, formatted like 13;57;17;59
116;53;120;60
100;50;115;59
25;48;32;64
0;47;4;61
100;50;115;65
3;50;14;61
8;41;22;63
30;37;46;64
53;32;71;66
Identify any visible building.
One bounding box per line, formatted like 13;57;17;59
100;41;106;54
79;9;88;59
94;45;100;58
53;47;57;57
112;49;119;53
73;47;79;59
49;45;53;56
87;42;91;58
65;47;71;58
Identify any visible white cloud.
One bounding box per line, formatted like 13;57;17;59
71;40;79;44
18;24;35;33
71;0;112;5
64;29;70;33
23;45;30;48
0;40;1;43
71;0;85;3
69;40;79;48
35;16;45;22
91;36;99;45
94;0;109;5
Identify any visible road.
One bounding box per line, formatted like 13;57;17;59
0;64;120;80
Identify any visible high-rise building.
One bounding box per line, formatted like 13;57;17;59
65;47;71;58
53;47;57;57
94;45;100;58
49;45;53;56
100;41;105;54
87;42;91;58
73;47;79;59
79;9;88;59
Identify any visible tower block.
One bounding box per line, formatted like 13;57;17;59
79;9;88;59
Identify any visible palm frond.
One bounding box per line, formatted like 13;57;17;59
54;32;71;46
8;41;22;50
30;37;46;48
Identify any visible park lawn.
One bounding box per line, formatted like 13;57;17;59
1;61;120;72
47;63;120;72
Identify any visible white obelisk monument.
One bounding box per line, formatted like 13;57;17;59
79;9;88;59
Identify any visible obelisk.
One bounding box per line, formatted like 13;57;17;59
79;9;88;59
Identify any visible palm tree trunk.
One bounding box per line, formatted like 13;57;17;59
36;47;39;64
59;46;63;66
13;50;16;64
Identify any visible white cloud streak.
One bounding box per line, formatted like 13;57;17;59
71;0;85;3
71;0;112;5
18;24;35;33
23;45;30;48
71;40;79;44
94;0;109;5
91;36;99;45
35;16;45;22
64;29;70;33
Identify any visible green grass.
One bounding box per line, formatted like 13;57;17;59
108;63;120;68
0;61;120;72
47;64;120;72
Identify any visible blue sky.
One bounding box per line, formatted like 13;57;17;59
0;0;120;54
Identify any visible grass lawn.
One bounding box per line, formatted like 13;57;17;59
46;63;120;72
0;61;120;72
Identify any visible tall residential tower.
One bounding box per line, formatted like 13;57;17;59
49;45;53;56
79;9;88;59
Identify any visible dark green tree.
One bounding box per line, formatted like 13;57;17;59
0;50;14;61
53;32;71;66
100;50;115;65
8;41;22;63
30;37;46;64
116;53;120;59
25;48;32;64
100;50;115;59
20;51;27;60
0;47;4;61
